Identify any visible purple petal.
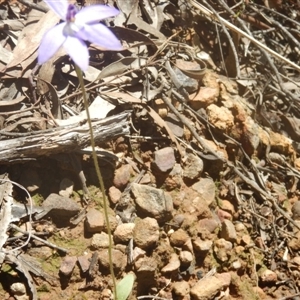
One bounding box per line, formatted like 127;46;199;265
38;23;66;65
76;5;119;24
43;0;68;20
77;23;123;50
63;36;89;71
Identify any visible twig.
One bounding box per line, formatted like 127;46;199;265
188;0;300;72
9;224;68;253
17;0;48;13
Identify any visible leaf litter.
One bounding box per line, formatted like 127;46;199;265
0;0;300;299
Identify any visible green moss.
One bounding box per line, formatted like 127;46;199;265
40;252;61;274
37;284;50;292
32;193;44;206
231;273;260;300
49;233;87;256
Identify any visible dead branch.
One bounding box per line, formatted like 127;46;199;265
0;112;130;163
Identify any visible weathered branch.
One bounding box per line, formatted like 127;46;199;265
0;112;130;163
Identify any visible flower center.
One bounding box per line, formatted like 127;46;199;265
63;4;83;37
66;4;77;22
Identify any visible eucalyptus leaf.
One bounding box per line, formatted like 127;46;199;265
116;273;135;300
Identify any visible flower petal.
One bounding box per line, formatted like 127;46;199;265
63;36;89;71
43;0;68;20
38;23;66;65
77;23;123;50
76;5;119;24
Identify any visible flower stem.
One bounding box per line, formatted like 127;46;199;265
75;65;117;298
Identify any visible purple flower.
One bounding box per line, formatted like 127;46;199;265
38;0;122;71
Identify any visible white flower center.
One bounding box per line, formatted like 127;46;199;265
63;21;83;37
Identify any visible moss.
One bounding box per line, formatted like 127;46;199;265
37;284;50;292
231;272;260;300
32;193;44;206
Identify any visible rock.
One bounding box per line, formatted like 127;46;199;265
165;113;184;138
91;232;110;249
19;168;41;192
260;269;277;283
232;260;242;270
59;178;74;198
216;208;232;222
189;87;219;110
10;282;27;299
179;250;194;266
165;163;184;191
197;218;219;233
170;229;190;247
292;201;300;220
288;231;300;251
131;183;173;222
241;235;252;246
213;238;233;262
113;223;135;243
207;104;234;132
183;153;204;180
133;217;159;249
77;255;90;273
103;214;118;233
98;249;127;273
27;246;52;259
134;256;157;290
173;66;199;93
220;200;235;215
152;147;176;172
85;208;104;233
161;253;180;273
108;186;121;204
192;178;216;207
59;256;77;276
39;193;80;221
190;272;231;300
193;238;213;255
113;164;133;189
172;281;190;297
132;247;146;262
220;219;237;242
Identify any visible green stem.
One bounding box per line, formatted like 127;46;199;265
75;65;117;298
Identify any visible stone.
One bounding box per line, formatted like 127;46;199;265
108;186;121;204
165;163;184;190
220;200;235;215
59;256;77;276
213;238;233;262
19;168;41;192
179;250;193;266
132;247;146;262
165;113;184;138
85;208;104;233
169;229;190;247
173;65;199;93
152;147;176;172
193;238;213;254
288;231;300;251
98;249;127;273
113;223;135;243
91;232;110;249
198;218;219;233
131;183;173;222
38;193;80;221
220;219;237;242
207;104;234;132
59;178;74;198
183;153;204;180
190;272;231;300
192;178;216;207
172;281;190;297
260;269;277;283
189;87;219;110
77;255;90;273
133;217;159;249
113;164;133;189
10;282;27;296
292;201;300;221
161;253;180;273
103;214;118;233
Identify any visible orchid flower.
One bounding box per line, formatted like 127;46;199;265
38;0;122;71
